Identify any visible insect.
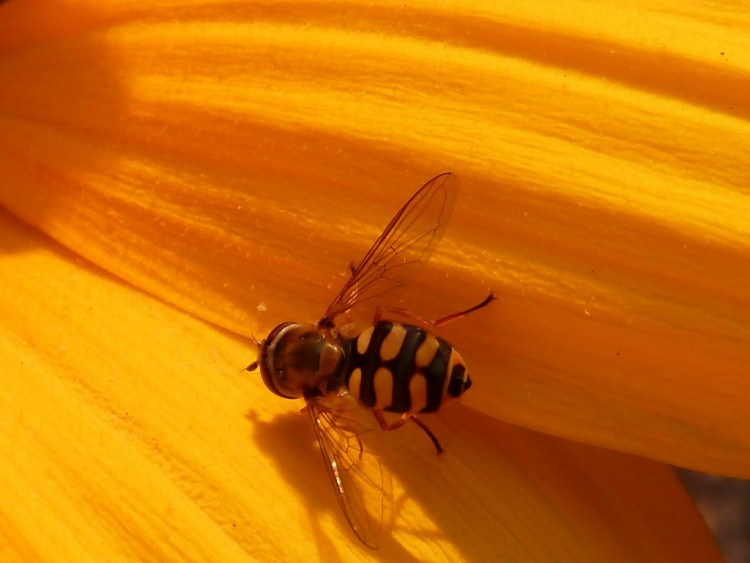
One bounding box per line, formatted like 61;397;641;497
246;172;494;548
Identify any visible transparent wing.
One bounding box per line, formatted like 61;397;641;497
320;172;458;327
307;395;392;549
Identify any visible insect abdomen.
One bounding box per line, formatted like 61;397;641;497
345;321;471;413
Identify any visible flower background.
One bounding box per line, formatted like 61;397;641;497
1;0;748;560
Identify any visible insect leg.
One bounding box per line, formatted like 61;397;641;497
409;416;444;455
372;410;444;455
373;291;496;329
433;290;496;327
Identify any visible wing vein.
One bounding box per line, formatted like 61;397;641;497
319;172;458;327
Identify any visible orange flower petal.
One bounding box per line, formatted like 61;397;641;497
0;211;721;560
1;1;748;481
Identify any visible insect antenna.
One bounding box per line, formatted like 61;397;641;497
243;330;263;372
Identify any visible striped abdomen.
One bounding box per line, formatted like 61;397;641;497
345;321;471;413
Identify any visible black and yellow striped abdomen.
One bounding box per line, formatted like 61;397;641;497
345;321;471;413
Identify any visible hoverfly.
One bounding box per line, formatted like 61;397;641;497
246;172;494;548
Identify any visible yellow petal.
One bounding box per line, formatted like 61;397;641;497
1;0;748;480
0;210;721;561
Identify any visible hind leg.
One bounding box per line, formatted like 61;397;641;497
372;409;443;455
373;291;495;330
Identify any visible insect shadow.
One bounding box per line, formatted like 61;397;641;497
247;408;426;561
246;406;511;559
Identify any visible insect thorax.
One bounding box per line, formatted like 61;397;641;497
258;322;347;399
